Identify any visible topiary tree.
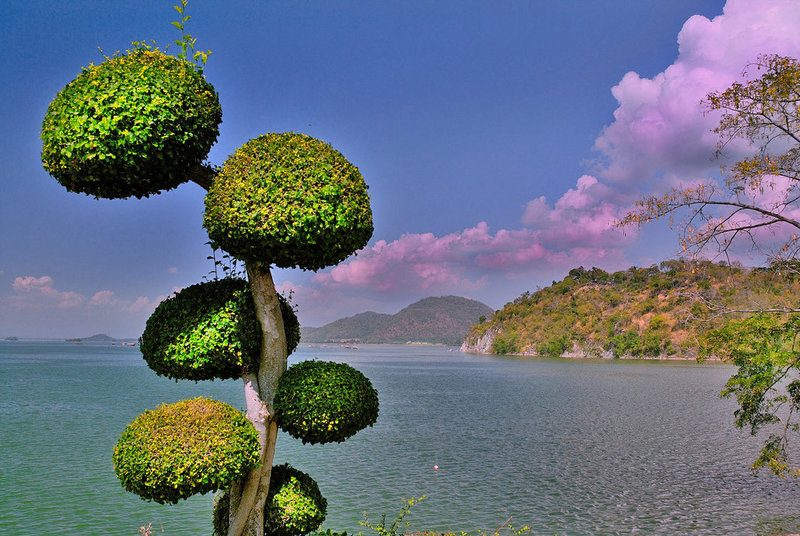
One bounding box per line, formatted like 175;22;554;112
39;3;378;535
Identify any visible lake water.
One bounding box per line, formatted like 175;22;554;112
2;341;800;536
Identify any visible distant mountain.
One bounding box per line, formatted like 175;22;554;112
302;296;494;345
66;333;116;342
86;333;115;341
302;311;394;343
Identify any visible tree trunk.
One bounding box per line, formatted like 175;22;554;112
227;264;288;536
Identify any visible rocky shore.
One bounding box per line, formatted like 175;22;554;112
460;330;722;361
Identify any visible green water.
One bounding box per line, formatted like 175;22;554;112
2;341;800;535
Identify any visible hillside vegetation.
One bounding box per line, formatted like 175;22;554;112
462;260;800;359
302;296;493;345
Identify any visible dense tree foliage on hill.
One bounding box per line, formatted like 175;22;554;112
463;260;800;358
302;296;493;345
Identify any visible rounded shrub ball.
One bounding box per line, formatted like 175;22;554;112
274;360;379;444
213;464;327;536
140;278;300;381
112;397;260;504
41;48;222;199
203;132;373;270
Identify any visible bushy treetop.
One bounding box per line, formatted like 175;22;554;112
203;132;373;270
274;360;379;444
262;464;328;536
112;397;260;504
213;463;327;536
140;278;300;381
41;47;222;199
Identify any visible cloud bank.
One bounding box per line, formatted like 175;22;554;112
314;174;634;296
12;275;85;309
8;275;154;314
1;274;184;337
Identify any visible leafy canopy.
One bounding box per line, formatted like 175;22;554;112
274;360;379;444
203;132;373;270
140;278;299;381
41;47;221;199
703;315;800;476
112;397;260;504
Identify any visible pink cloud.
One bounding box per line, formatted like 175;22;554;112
475;241;548;270
13;275;55;293
312;176;634;296
284;0;800;326
89;290;117;307
313;227;493;294
287;183;633;324
126;296;151;313
594;0;800;188
55;292;85;309
12;275;86;308
521;175;638;250
9;276;165;316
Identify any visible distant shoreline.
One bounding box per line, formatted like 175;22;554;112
2;339;724;362
301;342;725;363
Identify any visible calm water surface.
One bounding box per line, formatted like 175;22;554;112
2;341;800;536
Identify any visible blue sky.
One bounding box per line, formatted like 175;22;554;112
2;0;800;338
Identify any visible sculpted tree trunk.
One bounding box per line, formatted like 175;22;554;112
227;266;288;536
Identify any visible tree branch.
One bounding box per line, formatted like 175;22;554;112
188;162;217;191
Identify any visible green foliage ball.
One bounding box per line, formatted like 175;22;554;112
213;464;327;536
112;397;260;504
140;278;300;381
274;360;379;444
203;132;373;270
41;48;222;199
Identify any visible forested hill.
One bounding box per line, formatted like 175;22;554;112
462;260;800;358
302;296;494;345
